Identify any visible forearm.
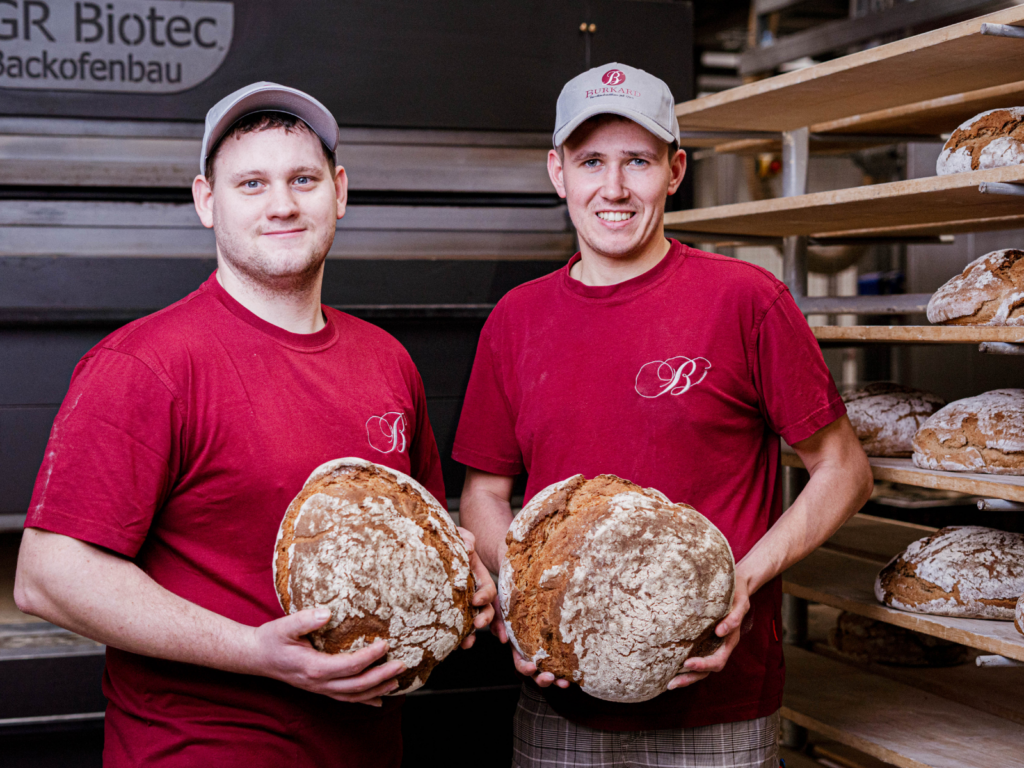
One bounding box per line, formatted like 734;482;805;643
459;471;515;574
16;528;259;675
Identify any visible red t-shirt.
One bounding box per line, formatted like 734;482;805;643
26;273;446;768
453;240;844;731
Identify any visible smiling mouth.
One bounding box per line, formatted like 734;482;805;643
263;229;305;236
596;211;635;222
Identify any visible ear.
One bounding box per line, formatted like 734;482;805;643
667;149;687;196
547;149;567;199
192;174;214;229
334;165;349;220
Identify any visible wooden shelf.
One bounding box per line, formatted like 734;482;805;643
714;78;1024;155
783;646;1024;768
782;452;1024;503
675;6;1024;134
785;547;1024;663
812;326;1024;344
664;165;1024;239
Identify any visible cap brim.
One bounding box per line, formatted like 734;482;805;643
203;86;339;173
553;103;676;148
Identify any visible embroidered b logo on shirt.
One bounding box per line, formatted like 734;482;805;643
635;357;711;399
366;412;407;453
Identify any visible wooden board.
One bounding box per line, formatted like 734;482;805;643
783;646;1024;768
784;548;1024;662
812;326;1024;344
782;453;1024;503
714;78;1024;155
812;643;1024;728
821;514;936;564
664;165;1024;239
675;6;1024;133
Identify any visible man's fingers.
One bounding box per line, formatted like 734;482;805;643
490;597;509;643
277;607;332;640
312;638;391;678
321;660;405;694
457;526;477;552
461;632;477;650
667;671;709;690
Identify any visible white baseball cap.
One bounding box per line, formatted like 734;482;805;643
553;63;680;149
200;82;341;173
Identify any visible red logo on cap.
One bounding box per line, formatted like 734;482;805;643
602;69;626;86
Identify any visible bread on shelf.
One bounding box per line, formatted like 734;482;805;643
874;526;1024;620
843;383;945;457
936;108;1024;175
912;389;1024;475
926;249;1024;327
828;611;970;666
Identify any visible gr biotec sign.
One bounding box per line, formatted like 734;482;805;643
0;0;233;92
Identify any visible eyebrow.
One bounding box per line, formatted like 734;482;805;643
570;148;662;163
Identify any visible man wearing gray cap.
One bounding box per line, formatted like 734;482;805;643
455;63;871;766
15;82;494;767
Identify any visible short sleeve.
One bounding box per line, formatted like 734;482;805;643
452;309;523;477
751;289;846;446
26;348;184;557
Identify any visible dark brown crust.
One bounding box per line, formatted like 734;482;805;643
936;250;1024;326
828;612;969;667
944;110;1024;171
275;462;478;690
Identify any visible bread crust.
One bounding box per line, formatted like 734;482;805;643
274;458;477;694
912;389;1024;475
828;611;969;667
843;383;945;457
936;108;1024;175
874;526;1024;620
1017;595;1024;636
499;474;734;703
926;249;1024;327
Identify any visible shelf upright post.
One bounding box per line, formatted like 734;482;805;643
781;127;810;300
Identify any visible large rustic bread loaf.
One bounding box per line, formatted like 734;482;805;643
499;474;734;703
911;389;1024;475
828;611;969;667
274;458;477;694
843;383;945;457
926;249;1024;326
1017;595;1024;636
874;526;1024;620
936;108;1024;175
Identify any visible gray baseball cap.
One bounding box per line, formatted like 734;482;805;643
553;63;680;149
200;81;341;173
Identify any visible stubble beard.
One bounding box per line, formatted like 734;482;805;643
214;218;334;298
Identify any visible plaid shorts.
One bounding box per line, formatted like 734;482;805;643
512;684;780;768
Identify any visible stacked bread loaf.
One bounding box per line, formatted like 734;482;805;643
875;526;1024;620
843;383;944;456
828;611;969;666
499;474;734;703
936;108;1024;175
926;249;1024;327
911;389;1024;475
274;458;478;694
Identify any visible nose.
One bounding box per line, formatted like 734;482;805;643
601;163;628;201
265;183;300;220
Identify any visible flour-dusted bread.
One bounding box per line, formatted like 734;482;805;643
874;526;1024;620
274;458;477;694
926;249;1024;326
912;389;1024;475
843;383;945;457
828;611;969;667
499;474;734;703
936;108;1024;175
1017;595;1024;636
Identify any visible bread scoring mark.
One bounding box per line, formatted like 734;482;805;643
927;249;1024;327
875;526;1024;620
843;383;945;457
273;458;477;694
912;389;1024;475
500;475;734;702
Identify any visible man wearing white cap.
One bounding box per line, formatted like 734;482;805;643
455;63;872;766
15;82;494;767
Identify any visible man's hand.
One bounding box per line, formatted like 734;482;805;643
250;609;405;706
666;570;752;691
458;527;497;649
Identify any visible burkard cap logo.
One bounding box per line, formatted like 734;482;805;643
602;69;626;86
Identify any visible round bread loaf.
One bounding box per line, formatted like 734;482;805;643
499;474;734;703
828;611;969;667
274;458;477;694
926;249;1024;327
874;526;1024;620
843;383;945;457
911;389;1024;475
1017;595;1024;636
936;108;1024;175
